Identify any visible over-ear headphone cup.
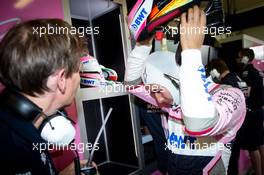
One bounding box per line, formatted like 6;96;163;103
39;115;76;146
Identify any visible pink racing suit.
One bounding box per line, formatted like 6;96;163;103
125;46;246;174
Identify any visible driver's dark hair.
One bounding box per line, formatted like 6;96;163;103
175;44;182;65
239;48;255;62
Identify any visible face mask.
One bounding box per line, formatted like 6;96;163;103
39;111;76;147
210;69;220;79
241;56;249;64
142;51;180;106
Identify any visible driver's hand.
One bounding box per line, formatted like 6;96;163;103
180;6;206;50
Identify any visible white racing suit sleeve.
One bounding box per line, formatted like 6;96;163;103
125;45;152;85
180;49;218;134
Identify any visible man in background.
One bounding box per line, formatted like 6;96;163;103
236;48;264;175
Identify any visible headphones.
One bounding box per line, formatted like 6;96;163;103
3;89;42;121
2;89;76;146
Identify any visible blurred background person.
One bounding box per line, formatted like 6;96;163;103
236;48;264;175
207;58;247;175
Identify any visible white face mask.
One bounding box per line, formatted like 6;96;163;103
210;69;221;79
39;111;76;147
241;56;249;64
142;51;180;106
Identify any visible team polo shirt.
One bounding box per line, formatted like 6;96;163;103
0;99;57;175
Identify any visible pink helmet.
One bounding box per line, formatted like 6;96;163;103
127;0;200;41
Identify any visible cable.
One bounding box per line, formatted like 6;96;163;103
87;107;113;166
74;149;81;175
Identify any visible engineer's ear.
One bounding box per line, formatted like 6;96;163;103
57;69;66;94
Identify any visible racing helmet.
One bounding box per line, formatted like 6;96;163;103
127;0;200;41
80;55;106;87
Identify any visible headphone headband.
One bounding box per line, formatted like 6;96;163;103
2;89;43;121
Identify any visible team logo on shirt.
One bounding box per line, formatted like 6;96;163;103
198;66;212;101
168;132;197;149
